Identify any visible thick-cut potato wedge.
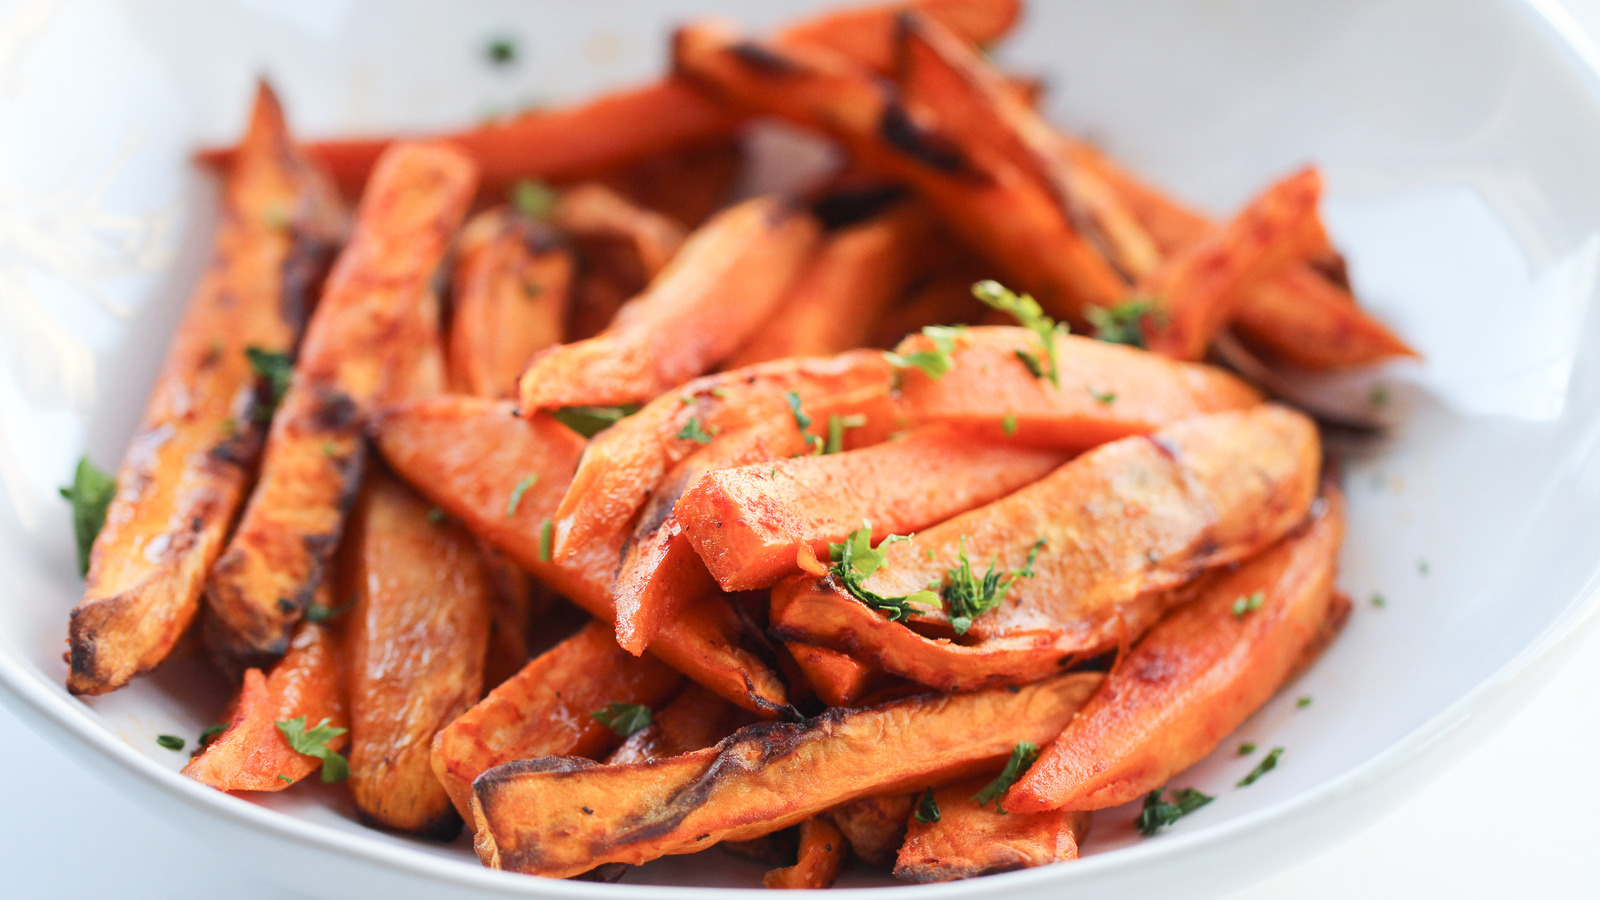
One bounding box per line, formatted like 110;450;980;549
1005;489;1346;814
432;620;682;820
516;196;822;411
551;351;896;564
343;468;493;837
893;11;1161;285
596;139;743;228
672;24;1126;321
895;326;1260;449
204;142;476;668
678;425;1066;591
1141;168;1328;361
606;684;751;766
67;84;345;695
197;1;1022;197
726;201;943;366
553;182;687;277
788;643;887;708
369;395;789;714
895;778;1090;882
1063;140;1417;368
181;619;347;791
471;672;1102;877
770;406;1321;690
447;208;572;399
764;818;848;889
827;793;914;868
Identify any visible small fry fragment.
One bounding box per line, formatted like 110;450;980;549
370;395;789;714
447;208;572;399
605;684;750;766
552;182;687;278
1140;167;1329;361
471;671;1102;877
432;620;681;820
181;619;347;791
516;195;822;411
788;643;887;708
726;201;943;366
1004;488;1346;814
678;425;1066;591
204;142;476;668
67;83;345;695
894;326;1260;449
770;406;1321;690
894;778;1090;882
826;793;914;868
344;469;493;838
764;818;848;889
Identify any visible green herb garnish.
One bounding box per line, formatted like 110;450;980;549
828;523;939;623
591;702;652;737
824;413;866;455
506;474;539;517
486;36;518;66
275;716;349;783
1238;742;1257;756
677;417;715;444
1237;746;1283;787
972;280;1068;388
426;506;446;525
59;456;116;577
1231;591;1264;618
939;537;1044;635
1001;414;1017;437
1087;297;1160;347
1371;593;1387;609
1086;387;1116;405
305;599;353;623
511;178;558;220
970;741;1039;813
913;787;941;824
245;346;293;420
785;391;824;454
1296;696;1312;709
1135;786;1214;836
199;723;229;746
156;734;185;751
538;519;554;562
551;404;638;438
885;325;964;379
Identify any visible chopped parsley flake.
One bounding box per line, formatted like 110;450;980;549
1236;746;1283;787
426;506;446;524
305;599;353;623
1087;387;1116;405
885;325;964;379
1135;786;1213;836
511;179;557;219
1231;591;1265;618
1086;297;1160;347
973;280;1068;387
245;346;293;421
1238;742;1257;756
1001;414;1017;437
1371;593;1387;609
506;474;539;517
199;723;228;746
275;716;349;783
551;404;638;438
156;734;185;751
828;523;938;623
1370;384;1391;408
486;35;518;66
538;519;554;562
1296;696;1312;709
785;391;823;454
970;741;1039;813
677;416;715;444
938;537;1044;635
824;413;866;455
59;456;116;577
591;702;652;737
913;787;941;824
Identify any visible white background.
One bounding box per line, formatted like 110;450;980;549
5;1;1600;897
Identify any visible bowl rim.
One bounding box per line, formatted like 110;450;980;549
5;0;1600;896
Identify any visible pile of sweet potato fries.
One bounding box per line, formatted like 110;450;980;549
62;0;1414;886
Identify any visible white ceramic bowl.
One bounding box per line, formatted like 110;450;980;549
5;0;1600;897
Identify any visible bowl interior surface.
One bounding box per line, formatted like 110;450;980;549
4;0;1600;897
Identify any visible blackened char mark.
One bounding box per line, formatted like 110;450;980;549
308;385;360;432
280;232;341;336
878;101;971;176
728;41;804;76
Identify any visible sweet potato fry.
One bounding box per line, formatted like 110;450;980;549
678;425;1066;591
66;84;345;695
551;351;896;564
770;406;1321;690
553;182;687;277
447;208;572;399
471;671;1102;877
369;395;789;714
181;619;347;791
783;0;1020;67
826;793;914;868
1063;140;1417;368
894;326;1260;449
764;818;848;889
788;643;887;708
204;142;476;669
343;468;493;837
606;684;752;765
432;620;681;819
516;195;822;411
1004;488;1346;814
893;11;1161;285
1140;167;1329;361
725;200;943;366
673;24;1127;321
595;139;743;228
895;778;1090;881
867;264;993;347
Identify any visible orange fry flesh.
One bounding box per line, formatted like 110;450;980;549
764;817;848;889
827;792;915;868
181;619;347;791
1005;488;1346;814
677;425;1067;592
788;643;888;708
770;406;1321;690
432;620;682;820
369;395;789;715
516;195;822;411
204;142;476;668
894;326;1261;449
471;671;1102;878
68;84;345;695
895;777;1090;882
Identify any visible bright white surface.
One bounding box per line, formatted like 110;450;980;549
5;0;1600;897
